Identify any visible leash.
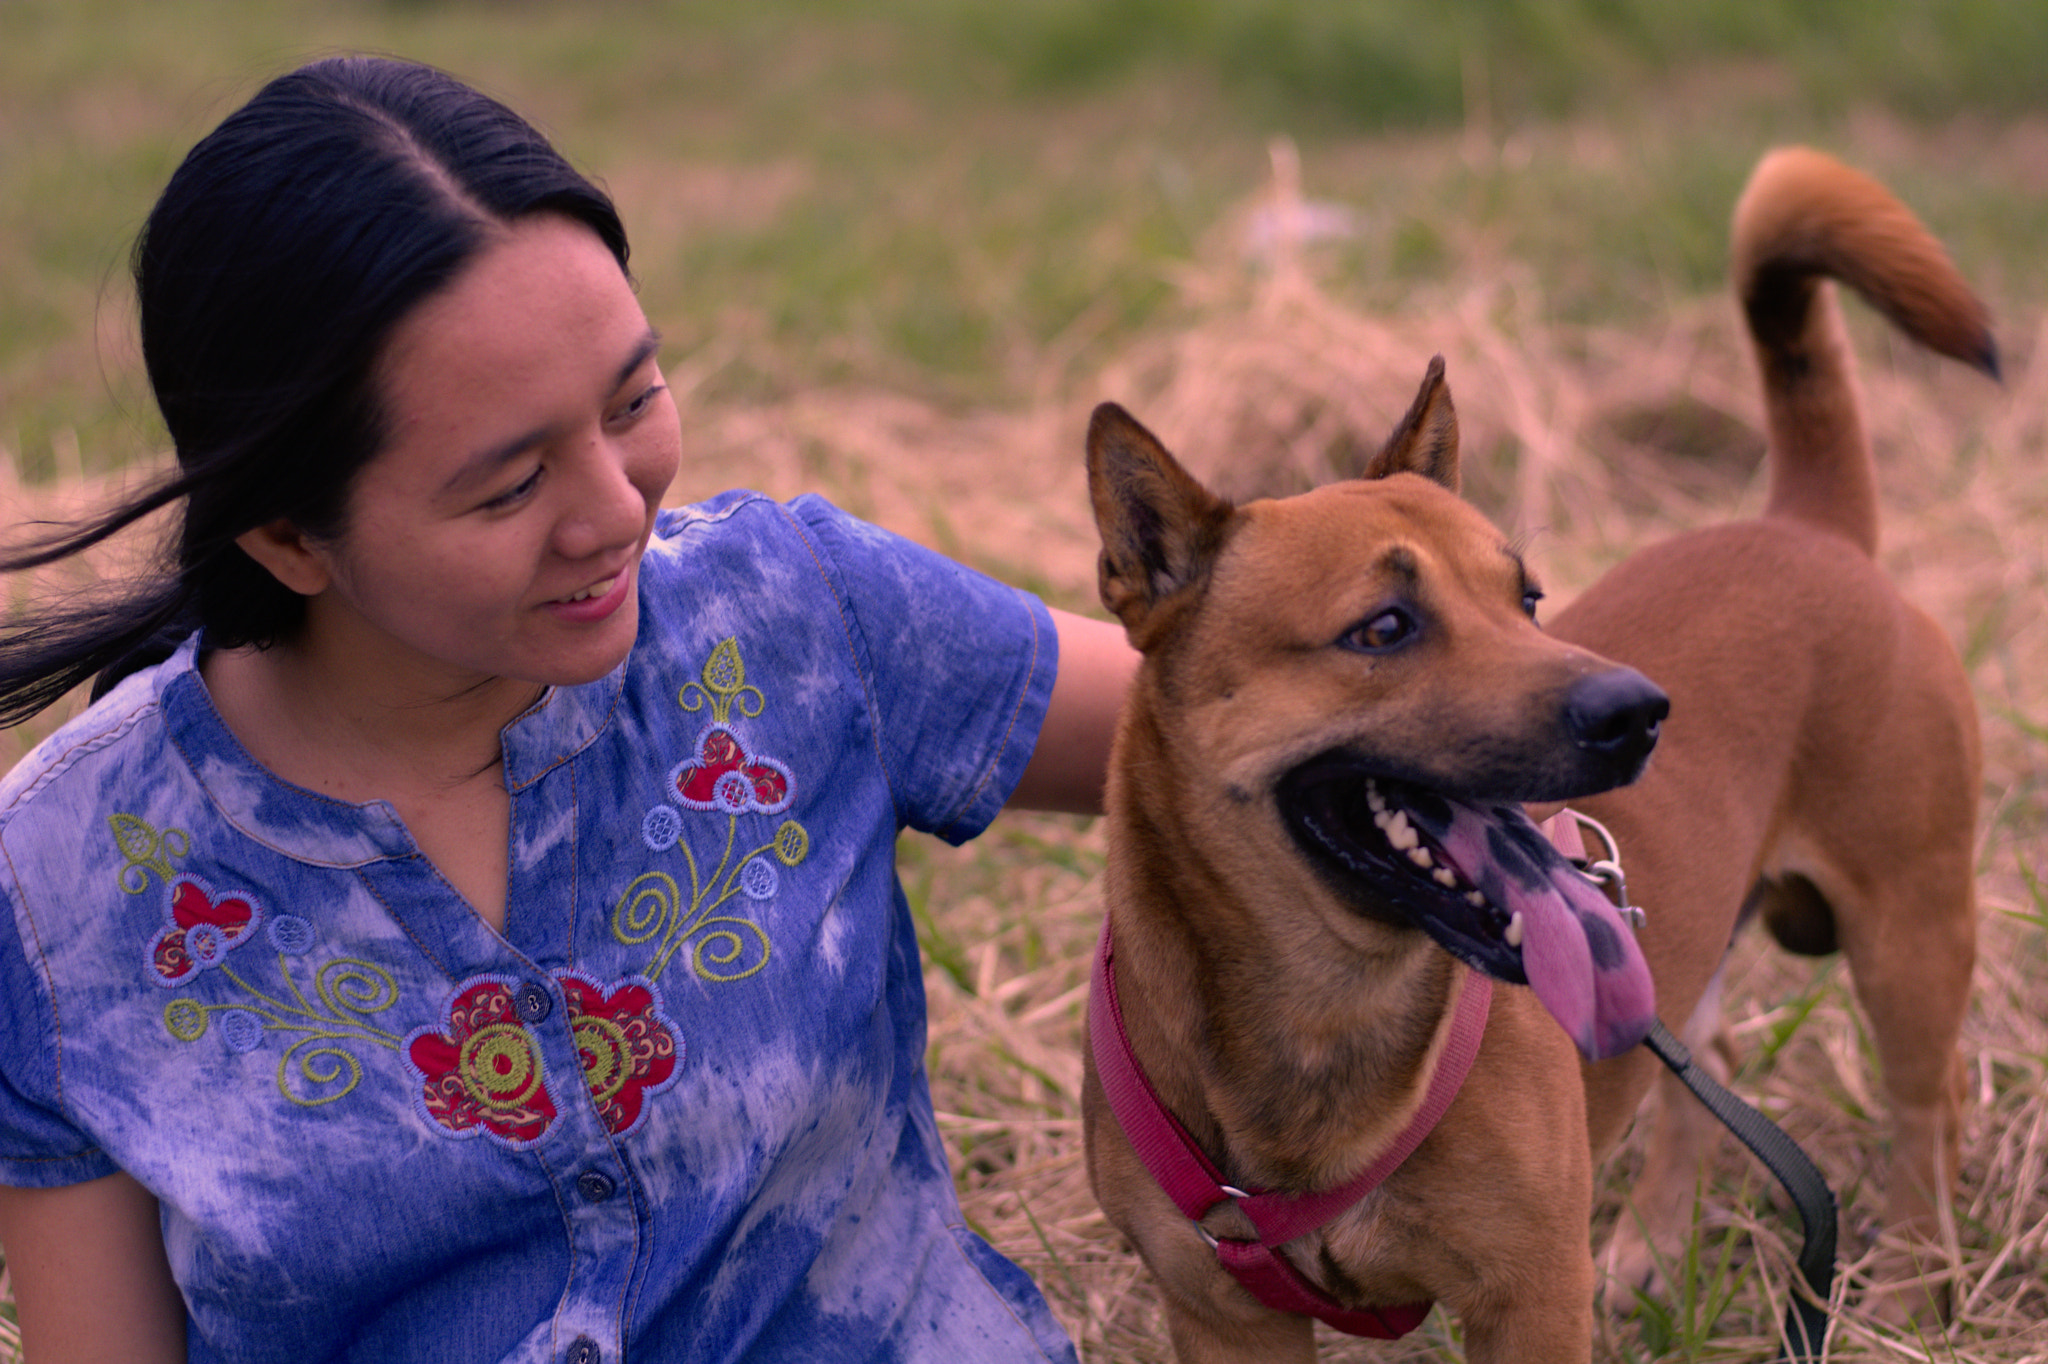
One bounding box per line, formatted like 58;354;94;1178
1642;1020;1835;1361
1088;917;1492;1337
1545;811;1836;1363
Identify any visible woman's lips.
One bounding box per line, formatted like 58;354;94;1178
545;566;632;623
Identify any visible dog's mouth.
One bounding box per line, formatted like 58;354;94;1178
1277;758;1656;1060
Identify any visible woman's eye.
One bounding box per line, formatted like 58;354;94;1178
481;467;543;511
1343;608;1416;653
1522;588;1544;620
614;383;667;424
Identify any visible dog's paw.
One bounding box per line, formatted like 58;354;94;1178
1596;1225;1667;1315
1855;1233;1956;1332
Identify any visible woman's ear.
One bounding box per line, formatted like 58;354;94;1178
234;520;333;597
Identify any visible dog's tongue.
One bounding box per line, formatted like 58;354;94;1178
1432;806;1656;1060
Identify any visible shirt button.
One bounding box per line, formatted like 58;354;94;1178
566;1338;601;1364
514;980;552;1024
576;1170;616;1203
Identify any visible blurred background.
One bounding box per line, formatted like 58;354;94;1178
3;2;2045;1359
7;0;2048;478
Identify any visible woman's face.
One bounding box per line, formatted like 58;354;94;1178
297;214;680;700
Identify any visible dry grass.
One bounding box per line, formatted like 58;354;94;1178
3;154;2044;1364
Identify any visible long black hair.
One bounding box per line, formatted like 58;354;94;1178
0;55;629;727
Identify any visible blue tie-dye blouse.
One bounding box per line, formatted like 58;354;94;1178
0;492;1075;1364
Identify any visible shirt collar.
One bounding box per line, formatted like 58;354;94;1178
158;634;620;866
500;664;623;792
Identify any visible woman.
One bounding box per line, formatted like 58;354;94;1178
0;55;1132;1364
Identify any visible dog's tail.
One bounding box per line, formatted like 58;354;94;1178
1732;146;1998;555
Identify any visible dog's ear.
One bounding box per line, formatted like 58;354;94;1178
1086;402;1235;638
1364;355;1460;492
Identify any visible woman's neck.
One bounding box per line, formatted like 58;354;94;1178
199;635;541;805
200;635;534;931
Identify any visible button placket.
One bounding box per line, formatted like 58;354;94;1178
514;979;553;1024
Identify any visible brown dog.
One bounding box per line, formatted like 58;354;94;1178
1081;147;1990;1363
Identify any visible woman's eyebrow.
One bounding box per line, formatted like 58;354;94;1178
616;327;663;388
438;327;665;497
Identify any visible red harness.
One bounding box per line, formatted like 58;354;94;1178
1087;918;1492;1338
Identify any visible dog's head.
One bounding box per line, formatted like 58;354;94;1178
1087;358;1662;1060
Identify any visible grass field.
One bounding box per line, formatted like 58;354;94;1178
3;1;2045;1360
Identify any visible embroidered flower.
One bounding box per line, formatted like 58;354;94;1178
710;769;755;812
403;978;557;1148
218;1008;266;1053
611;636;799;986
740;857;778;900
560;971;682;1137
267;914;315;955
404;973;683;1146
164;998;208;1043
148;877;264;987
672;726;793;816
641;804;683;850
110;813;189;894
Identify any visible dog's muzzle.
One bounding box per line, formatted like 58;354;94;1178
1277;763;1657;1060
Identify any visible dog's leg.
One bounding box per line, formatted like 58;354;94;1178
1089;1109;1320;1364
1460;1250;1598;1364
1135;1221;1319;1364
1599;967;1731;1306
1159;1297;1314;1364
1834;872;1975;1324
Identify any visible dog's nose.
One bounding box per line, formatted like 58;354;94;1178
1564;669;1669;766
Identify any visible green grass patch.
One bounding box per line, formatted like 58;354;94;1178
9;0;2048;476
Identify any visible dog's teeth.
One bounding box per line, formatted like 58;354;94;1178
1433;867;1457;888
1385;811;1418;851
1504;911;1525;948
1465;890;1486;908
1366;784;1386;815
1407;846;1433;869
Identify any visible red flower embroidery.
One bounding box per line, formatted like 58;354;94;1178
405;973;682;1147
148;878;262;987
560;971;682;1136
404;978;557;1148
672;726;793;815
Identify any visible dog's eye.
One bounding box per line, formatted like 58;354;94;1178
1343;608;1416;653
1522;588;1544;620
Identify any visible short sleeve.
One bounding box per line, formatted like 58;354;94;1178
0;882;117;1187
785;496;1057;844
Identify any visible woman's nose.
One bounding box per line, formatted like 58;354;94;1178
552;437;648;560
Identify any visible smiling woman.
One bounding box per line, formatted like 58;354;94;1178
0;52;1132;1364
203;214;681;930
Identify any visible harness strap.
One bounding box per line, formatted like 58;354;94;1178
1088;917;1490;1338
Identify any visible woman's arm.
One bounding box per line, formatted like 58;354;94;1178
0;1172;186;1364
1008;607;1139;816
